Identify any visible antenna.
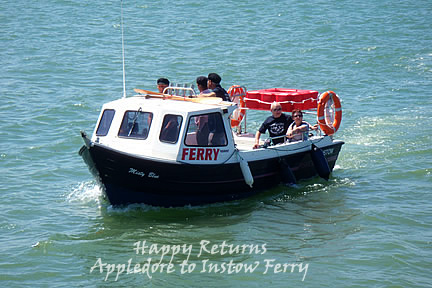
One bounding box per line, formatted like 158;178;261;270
121;0;126;98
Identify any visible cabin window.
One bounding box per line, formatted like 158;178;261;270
185;112;227;146
118;109;153;139
159;114;182;144
96;109;115;136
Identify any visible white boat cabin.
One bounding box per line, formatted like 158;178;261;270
91;94;242;164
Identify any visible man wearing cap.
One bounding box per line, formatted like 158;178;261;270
199;73;230;102
157;78;170;93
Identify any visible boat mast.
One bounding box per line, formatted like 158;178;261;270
121;0;126;98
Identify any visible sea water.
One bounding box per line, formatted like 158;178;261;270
1;0;431;287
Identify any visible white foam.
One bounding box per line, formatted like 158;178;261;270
67;181;103;205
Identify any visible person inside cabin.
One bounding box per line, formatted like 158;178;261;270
157;78;170;93
198;73;230;101
160;115;179;143
207;113;227;146
142;113;153;138
253;102;294;149
286;109;318;142
195;76;211;145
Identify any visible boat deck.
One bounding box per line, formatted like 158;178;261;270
233;133;262;151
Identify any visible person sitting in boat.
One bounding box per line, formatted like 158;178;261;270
198;73;230;101
157;78;170;93
196;76;211;94
253;102;293;149
286;109;318;142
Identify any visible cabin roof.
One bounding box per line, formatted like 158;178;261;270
103;95;235;114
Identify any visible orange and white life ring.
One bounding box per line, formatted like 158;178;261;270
317;91;342;135
227;85;247;127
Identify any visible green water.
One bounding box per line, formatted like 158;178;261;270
1;0;431;287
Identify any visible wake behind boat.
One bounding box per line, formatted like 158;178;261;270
79;86;344;207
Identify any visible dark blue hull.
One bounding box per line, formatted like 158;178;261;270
79;137;343;207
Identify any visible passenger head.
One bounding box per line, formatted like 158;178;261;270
292;109;303;122
196;76;208;92
270;102;283;118
207;73;221;89
157;78;170;93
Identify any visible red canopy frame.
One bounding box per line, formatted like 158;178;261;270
245;88;319;112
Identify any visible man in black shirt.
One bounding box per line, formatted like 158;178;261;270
253;102;293;149
199;73;230;101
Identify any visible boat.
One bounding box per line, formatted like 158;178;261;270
79;85;344;207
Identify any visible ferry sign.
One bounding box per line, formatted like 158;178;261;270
181;148;220;161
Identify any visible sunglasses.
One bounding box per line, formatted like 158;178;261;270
294;114;303;118
272;108;282;112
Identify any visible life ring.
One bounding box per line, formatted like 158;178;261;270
227;85;247;127
317;91;342;135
